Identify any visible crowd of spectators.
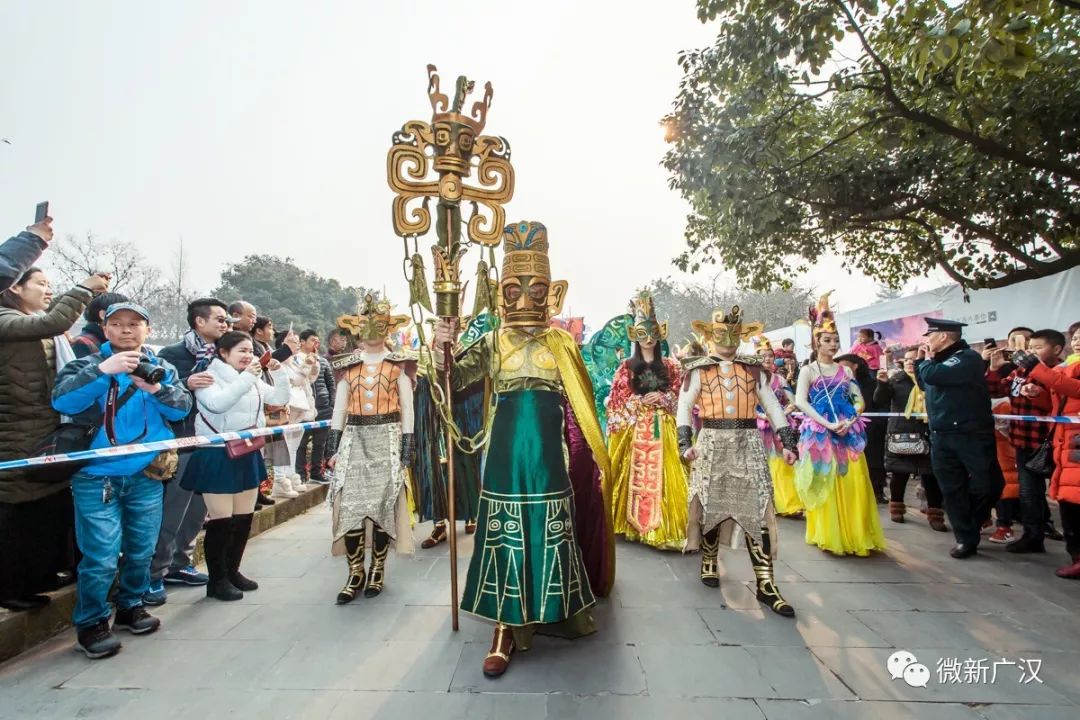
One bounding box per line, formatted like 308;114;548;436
820;321;1080;575
0;218;347;659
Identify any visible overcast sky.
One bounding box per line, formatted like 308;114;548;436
1;0;946;330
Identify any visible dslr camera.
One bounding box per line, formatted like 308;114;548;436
131;354;166;384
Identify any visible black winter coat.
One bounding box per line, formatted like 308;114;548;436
312;355;335;420
0;286;92;502
916;341;994;433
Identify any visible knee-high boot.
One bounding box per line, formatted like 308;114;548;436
336;529;366;605
205;518;243;601
700;526;720;588
227;514;258;591
365;525;390;598
746;528;794;617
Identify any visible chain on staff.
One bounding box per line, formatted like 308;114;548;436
386;64;515;631
400;229;504;457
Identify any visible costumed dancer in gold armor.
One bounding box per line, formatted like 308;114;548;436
677;307;799;617
326;295;416;604
433;221;614;678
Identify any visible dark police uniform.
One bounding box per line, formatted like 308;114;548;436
916;319;1004;551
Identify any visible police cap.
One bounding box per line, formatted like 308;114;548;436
923;318;967;336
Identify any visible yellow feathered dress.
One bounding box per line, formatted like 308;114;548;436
758;372;804;516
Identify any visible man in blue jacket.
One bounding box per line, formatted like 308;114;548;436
53;302;192;659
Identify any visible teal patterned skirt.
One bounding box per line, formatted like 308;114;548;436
461;390;596;626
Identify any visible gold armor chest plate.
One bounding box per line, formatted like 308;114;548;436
698;362;759;420
494;329;560;385
345;360;402;416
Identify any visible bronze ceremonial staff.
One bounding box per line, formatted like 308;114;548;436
387;65;514;630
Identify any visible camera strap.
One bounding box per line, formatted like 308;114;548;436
103;379;147;447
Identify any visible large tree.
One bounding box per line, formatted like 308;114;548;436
214;255;369;337
664;0;1079;291
646;275;815;346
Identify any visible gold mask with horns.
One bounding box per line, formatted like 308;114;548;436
690;305;764;350
498;221;567;329
337;294;411;343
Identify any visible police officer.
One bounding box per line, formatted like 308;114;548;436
916;318;1004;558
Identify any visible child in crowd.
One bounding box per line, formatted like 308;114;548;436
850;328;885;371
988;396;1020;544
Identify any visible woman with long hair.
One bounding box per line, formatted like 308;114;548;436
0;267;108;611
605;292;687;550
180;331;290;600
793;295;886;556
754;336;803;517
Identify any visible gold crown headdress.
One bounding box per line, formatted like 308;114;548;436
691;305;764;349
753;334;773;354
337;293;411;343
627;290;667;343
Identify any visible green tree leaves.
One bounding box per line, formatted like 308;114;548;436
214;255;370;336
664;0;1079;291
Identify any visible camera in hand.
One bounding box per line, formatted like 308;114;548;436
131;355;166;384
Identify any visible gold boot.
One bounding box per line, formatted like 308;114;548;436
746;529;795;617
336;529;366;605
700;526;720;588
482;623;514;678
364;526;390;598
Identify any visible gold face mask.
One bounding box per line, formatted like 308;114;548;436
691;306;764;350
432;119;477;176
499;221;567;328
627;291;667;344
337;295;411;344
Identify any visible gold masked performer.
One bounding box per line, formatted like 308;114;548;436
678;307;799;617
326;295;416;604
433;221;613;678
605;291;688;550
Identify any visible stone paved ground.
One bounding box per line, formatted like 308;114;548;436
1;500;1078;719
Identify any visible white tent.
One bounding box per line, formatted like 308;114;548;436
765;267;1080;362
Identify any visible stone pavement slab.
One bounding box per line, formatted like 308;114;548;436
0;504;1077;719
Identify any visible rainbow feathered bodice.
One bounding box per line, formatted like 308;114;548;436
801;372;867;439
795;372;868;508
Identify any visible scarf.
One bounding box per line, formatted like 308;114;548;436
183;329;216;371
904;371;927;421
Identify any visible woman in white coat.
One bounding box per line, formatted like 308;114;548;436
179;331;290;601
